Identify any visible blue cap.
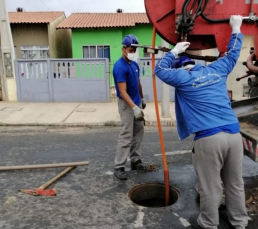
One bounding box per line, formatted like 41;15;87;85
122;34;139;46
171;56;195;69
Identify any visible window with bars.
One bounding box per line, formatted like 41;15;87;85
21;46;49;59
83;45;110;60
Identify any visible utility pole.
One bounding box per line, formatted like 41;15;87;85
161;39;171;118
0;43;3;100
0;0;16;101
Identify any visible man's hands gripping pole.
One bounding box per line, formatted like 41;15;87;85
230;15;243;34
171;42;190;57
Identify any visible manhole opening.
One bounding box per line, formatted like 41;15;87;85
128;182;180;208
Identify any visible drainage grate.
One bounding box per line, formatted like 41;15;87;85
0;107;23;111
128;182;180;208
76;108;96;113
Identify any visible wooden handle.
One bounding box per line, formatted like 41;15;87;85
0;161;89;171
39;166;75;190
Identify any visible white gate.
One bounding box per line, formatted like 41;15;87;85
15;58;110;102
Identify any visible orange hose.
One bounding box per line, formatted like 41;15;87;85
151;26;170;206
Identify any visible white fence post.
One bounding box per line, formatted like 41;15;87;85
47;59;54;102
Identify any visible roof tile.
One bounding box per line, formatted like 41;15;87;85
57;13;149;29
9;12;65;24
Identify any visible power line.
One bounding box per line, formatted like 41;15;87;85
39;0;51;11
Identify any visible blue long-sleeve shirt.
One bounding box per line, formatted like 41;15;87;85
155;33;243;140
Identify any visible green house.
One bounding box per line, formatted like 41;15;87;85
57;12;163;85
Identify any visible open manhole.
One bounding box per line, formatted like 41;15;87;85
128;182;180;208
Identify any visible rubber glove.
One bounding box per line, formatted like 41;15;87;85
230;15;243;34
142;98;146;109
133;106;144;121
171;42;190;56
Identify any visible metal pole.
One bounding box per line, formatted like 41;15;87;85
161;39;170;118
0;0;17;101
0;44;5;100
0;161;89;171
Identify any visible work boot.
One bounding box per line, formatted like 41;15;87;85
131;159;146;172
114;167;127;180
189;217;203;229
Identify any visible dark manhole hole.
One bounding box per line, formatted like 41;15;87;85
128;182;180;208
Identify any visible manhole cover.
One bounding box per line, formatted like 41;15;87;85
128;182;180;208
76;108;96;113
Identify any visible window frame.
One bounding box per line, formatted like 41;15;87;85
82;45;111;61
20;45;49;59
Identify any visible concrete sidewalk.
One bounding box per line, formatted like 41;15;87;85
0;102;176;126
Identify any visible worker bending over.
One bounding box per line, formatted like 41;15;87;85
155;15;248;229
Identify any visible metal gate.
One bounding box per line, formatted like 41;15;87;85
138;57;175;102
15;58;110;102
138;57;206;102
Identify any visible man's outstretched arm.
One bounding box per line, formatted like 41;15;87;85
207;15;243;76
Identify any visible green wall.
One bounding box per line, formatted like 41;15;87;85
72;28;122;62
72;24;163;85
72;24;162;61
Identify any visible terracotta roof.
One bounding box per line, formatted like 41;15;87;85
57;13;149;29
9;12;65;24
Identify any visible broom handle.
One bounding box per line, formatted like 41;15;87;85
0;161;89;171
39;166;75;190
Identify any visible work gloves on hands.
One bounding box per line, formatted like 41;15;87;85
141;98;146;109
133;106;144;121
230;15;243;34
171;42;190;57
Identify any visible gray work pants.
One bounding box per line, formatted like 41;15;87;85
193;132;248;229
114;99;144;169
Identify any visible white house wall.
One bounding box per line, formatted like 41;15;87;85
201;35;254;100
11;24;49;59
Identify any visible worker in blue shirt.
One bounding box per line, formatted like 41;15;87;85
113;34;146;180
155;16;248;229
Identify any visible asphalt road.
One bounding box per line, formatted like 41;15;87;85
0;126;257;229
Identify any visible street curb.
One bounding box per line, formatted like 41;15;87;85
0;120;177;127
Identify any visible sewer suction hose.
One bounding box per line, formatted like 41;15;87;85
151;26;170;206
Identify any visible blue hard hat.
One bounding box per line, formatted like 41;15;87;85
171;56;195;69
122;34;139;46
